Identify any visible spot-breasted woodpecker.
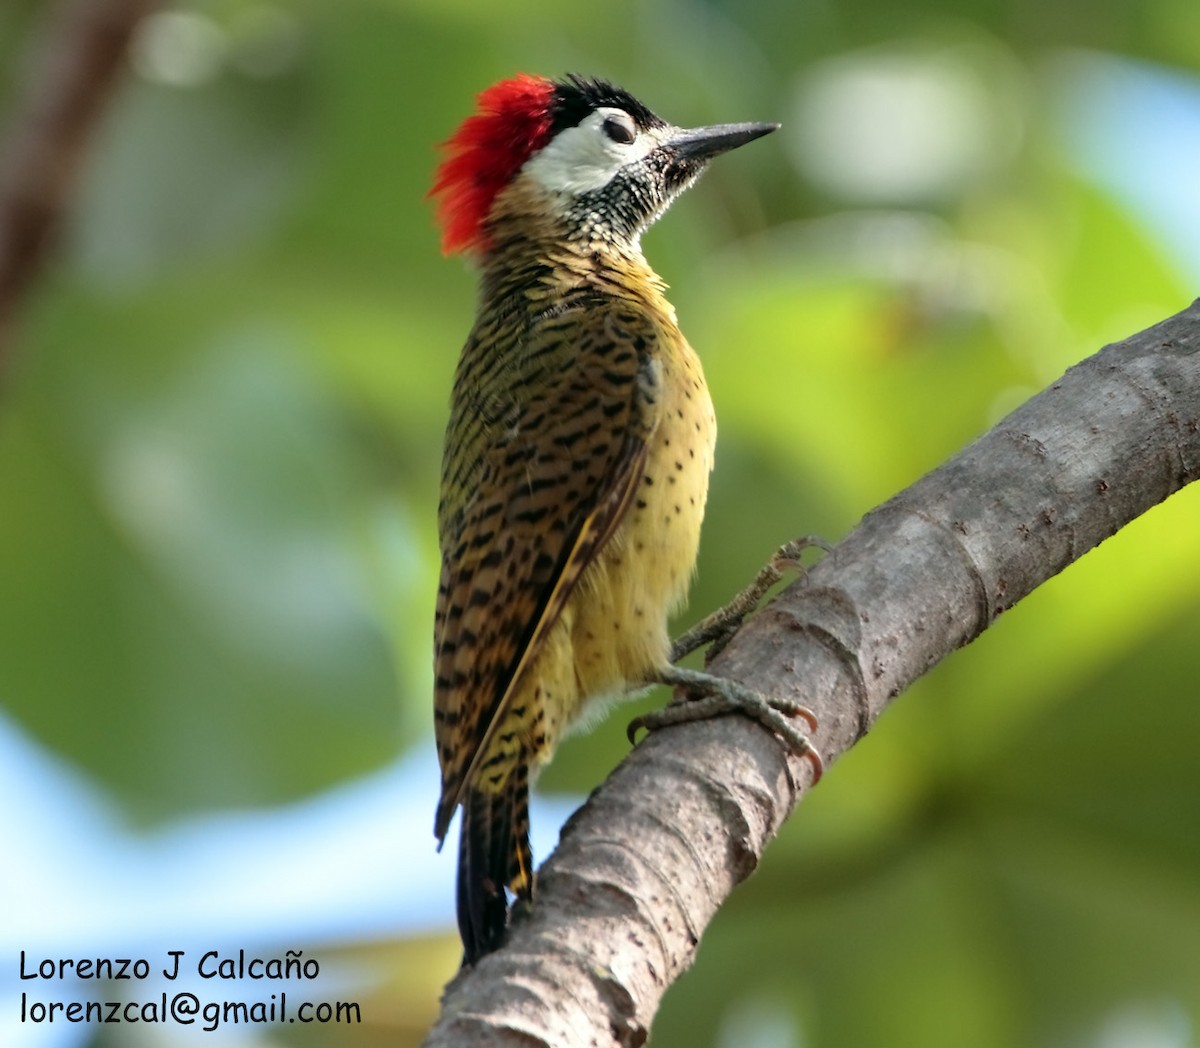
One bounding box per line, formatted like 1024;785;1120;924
429;73;816;965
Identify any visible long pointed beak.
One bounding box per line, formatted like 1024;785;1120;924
665;121;779;161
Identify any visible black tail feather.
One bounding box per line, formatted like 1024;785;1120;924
457;774;533;965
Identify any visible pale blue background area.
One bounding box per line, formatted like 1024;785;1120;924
1;704;575;1048
1057;53;1200;282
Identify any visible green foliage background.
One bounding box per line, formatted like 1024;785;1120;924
2;1;1198;1045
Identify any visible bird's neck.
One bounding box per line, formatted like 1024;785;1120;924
476;181;672;318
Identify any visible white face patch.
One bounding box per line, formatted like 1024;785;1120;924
523;108;664;196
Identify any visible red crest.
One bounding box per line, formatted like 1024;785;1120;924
430;74;557;255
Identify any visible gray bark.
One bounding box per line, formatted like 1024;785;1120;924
422;298;1200;1047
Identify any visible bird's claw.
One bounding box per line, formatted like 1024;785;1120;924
669;536;832;664
629;665;823;783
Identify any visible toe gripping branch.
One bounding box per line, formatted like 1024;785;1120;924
668;536;833;664
628;538;830;783
628;665;824;783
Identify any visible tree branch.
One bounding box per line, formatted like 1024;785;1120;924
0;0;158;373
422;298;1200;1046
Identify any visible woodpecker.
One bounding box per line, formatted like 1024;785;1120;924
430;73;817;965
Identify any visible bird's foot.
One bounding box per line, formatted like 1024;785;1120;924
670;536;832;664
628;664;823;782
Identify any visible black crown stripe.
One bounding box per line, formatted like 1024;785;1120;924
550;74;666;135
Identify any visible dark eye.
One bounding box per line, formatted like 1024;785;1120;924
602;114;636;145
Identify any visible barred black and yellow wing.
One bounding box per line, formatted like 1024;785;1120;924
433;301;663;843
